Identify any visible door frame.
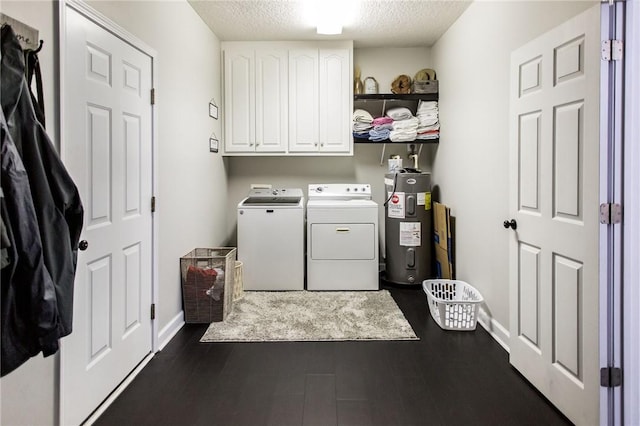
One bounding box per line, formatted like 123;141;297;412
599;2;625;425
58;0;159;423
622;1;640;424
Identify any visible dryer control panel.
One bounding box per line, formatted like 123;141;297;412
308;183;372;200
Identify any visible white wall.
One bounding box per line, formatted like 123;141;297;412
1;3;62;424
0;1;225;425
355;47;433;95
430;0;596;333
623;1;640;422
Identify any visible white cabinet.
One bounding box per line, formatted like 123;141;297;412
288;49;319;152
223;47;254;152
223;47;287;153
319;49;351;153
222;41;352;156
289;48;350;153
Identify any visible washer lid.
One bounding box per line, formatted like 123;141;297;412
242;188;303;205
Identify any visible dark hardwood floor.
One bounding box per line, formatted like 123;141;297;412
94;285;572;426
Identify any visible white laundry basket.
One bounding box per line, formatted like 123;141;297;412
423;280;483;331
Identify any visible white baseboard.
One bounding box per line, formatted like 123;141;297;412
83;312;184;425
477;307;510;353
84;353;154;426
157;311;185;351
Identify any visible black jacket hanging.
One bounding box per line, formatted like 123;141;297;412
1;25;83;344
23;44;46;128
1;107;60;376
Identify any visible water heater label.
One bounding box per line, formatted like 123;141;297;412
417;192;432;210
387;192;405;218
400;222;421;246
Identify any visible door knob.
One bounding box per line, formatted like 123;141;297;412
503;219;517;230
79;240;89;251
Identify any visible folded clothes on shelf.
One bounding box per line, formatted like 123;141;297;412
368;127;390;142
385;107;413;121
372;116;393;126
353;109;374;123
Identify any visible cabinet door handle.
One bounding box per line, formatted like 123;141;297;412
336;227;350;233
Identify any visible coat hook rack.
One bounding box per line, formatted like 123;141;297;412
0;13;40;51
31;39;44;53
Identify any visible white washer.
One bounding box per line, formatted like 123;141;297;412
306;184;379;290
237;188;304;290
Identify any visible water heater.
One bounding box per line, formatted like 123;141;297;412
384;172;434;285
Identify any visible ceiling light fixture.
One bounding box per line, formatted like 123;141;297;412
313;0;344;35
317;22;342;35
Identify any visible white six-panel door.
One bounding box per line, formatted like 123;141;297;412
508;5;600;425
61;4;153;425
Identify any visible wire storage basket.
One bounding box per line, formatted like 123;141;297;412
180;248;236;323
422;280;483;331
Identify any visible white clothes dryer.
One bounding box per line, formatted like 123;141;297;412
306;184;379;290
237;188;304;290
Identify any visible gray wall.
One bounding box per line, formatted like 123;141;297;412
226;47;434;251
0;1;226;425
430;0;597;331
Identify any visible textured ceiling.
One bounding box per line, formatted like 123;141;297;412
188;1;472;48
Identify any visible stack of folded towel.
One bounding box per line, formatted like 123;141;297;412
368;116;393;141
352;109;374;139
416;101;440;140
387;107;418;142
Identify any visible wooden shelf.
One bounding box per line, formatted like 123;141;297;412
353;93;440;145
354;93;438;101
353;137;439;144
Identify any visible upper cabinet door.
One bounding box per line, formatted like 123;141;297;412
319;49;350;153
255;49;288;153
288;49;319;152
224;48;255;152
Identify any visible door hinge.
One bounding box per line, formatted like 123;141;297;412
150;303;156;320
600;367;622;387
151;196;156;213
600;203;622;224
602;40;623;61
150;88;156;105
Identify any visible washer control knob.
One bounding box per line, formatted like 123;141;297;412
346;188;350;192
353;187;358;192
316;186;323;192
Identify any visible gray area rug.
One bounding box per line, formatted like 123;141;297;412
200;290;418;342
